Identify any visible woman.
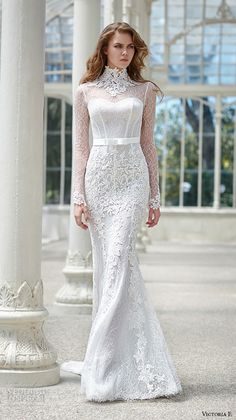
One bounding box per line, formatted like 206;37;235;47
61;22;183;402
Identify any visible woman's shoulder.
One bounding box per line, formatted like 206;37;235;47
144;80;158;90
76;81;90;91
132;81;157;100
75;82;96;101
143;80;163;100
80;79;99;87
133;79;156;90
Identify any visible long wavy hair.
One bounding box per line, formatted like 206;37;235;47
79;22;164;100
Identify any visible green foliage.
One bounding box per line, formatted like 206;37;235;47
155;97;235;207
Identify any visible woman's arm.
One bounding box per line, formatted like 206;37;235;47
140;81;161;210
72;84;90;206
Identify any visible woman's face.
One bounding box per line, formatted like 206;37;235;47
104;31;135;70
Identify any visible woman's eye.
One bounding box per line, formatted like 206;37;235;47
113;45;134;49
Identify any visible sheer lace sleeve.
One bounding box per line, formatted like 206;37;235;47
140;82;161;209
72;84;90;206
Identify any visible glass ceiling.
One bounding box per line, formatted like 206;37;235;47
45;1;74;83
150;0;236;85
0;0;236;85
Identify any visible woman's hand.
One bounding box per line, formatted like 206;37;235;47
74;203;91;230
146;207;161;228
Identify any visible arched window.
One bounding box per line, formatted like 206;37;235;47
150;0;236;85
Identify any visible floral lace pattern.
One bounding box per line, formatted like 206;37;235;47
94;65;136;97
73;191;87;206
149;192;161;209
72;84;90;207
64;67;183;402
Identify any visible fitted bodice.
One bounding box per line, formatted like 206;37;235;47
88;97;143;141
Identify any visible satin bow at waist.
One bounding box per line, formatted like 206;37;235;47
93;137;140;146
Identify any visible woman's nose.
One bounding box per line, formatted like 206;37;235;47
122;49;128;55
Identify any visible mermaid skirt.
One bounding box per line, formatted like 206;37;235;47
60;143;183;401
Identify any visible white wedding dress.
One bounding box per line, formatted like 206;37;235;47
60;66;183;402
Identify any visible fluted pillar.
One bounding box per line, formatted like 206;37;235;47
114;0;123;21
123;0;132;24
103;0;114;27
0;0;59;386
55;0;101;313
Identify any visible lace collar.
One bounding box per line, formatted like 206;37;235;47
95;65;136;97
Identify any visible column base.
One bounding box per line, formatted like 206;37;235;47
55;265;93;314
141;225;152;245
135;231;146;252
0;363;60;387
53;302;92;315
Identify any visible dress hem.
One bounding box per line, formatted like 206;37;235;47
80;387;184;403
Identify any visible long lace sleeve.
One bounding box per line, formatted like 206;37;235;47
72;84;90;206
140;82;161;209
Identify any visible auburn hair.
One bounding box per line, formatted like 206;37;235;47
79;22;164;100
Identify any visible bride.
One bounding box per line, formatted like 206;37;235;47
60;22;183;402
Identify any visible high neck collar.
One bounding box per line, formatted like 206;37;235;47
95;65;136;97
102;65;129;80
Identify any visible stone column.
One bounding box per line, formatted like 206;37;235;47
114;0;123;21
103;0;114;27
55;0;101;313
123;0;132;23
0;0;59;386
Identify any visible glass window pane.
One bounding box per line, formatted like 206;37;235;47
47;97;61;131
220;99;235;207
46;170;60;204
47;133;61;167
64;170;72;204
201;96;215;206
184;100;200;206
165;99;182;206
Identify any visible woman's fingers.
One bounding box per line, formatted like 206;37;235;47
74;213;88;229
146;210;153;226
146;208;161;228
83;206;91;222
74;204;91;229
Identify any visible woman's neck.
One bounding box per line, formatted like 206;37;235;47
106;64;127;73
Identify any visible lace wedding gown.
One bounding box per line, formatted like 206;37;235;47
60;66;183;402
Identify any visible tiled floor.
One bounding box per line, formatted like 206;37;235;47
1;239;235;420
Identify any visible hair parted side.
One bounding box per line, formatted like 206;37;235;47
79;22;164;101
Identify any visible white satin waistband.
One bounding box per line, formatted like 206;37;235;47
93;137;140;146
